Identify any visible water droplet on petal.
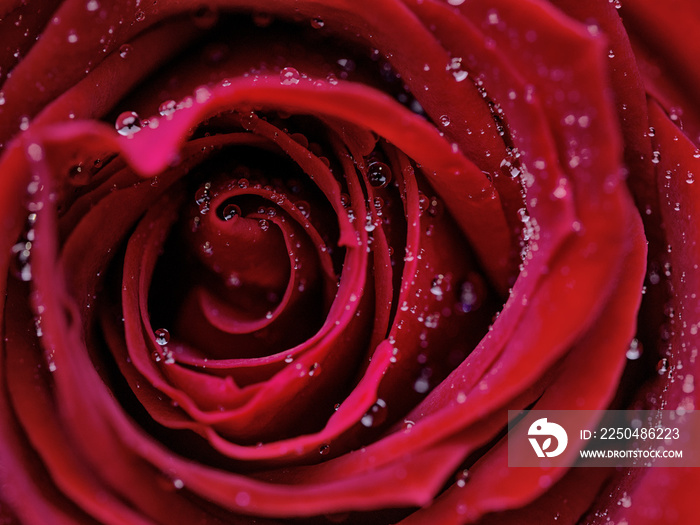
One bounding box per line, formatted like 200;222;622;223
67;30;78;43
452;69;468;82
86;0;100;11
295;200;310;218
368;161;391;188
221;204;240;221
455;469;470;487
626;338;642;360
155;328;170;346
115;111;142;136
195;85;211;103
618;492;632;508
361;399;387;428
430;275;445;298
414;376;430;393
439;115;451;127
119;44;132;58
135;10;146;22
656;358;669;375
280;67;300;85
458;280;479;312
159;99;177;117
311;17;324;29
11;242;32;281
319;443;330;455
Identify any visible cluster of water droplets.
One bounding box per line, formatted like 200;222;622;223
151;328;175;364
446;56;469;83
361;398;388;428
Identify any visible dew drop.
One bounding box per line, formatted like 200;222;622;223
455;469;470;487
293;200;309;219
154;328;170;346
159;99;177;117
311;17;324;29
201;241;213;256
67;30;78;44
626;338;641;360
682;374;695;394
135;10;146;22
11;242;32;282
221;203;240;221
618;492;632;508
439;115;451;127
0;92;5;106
119;44;132;58
367;161;391;188
457;281;478;312
414;376;430;394
418;192;430;215
284;354;293;364
86;0;99;11
487;9;500;25
319;444;330;455
163;349;175;365
27;143;43;162
656;358;669;375
194;186;211;215
195;85;211;103
452;70;468;82
430;275;445;298
361;398;387;428
258;219;270;231
115;111;142;136
280;67;300;86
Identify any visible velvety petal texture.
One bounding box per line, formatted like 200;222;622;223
0;0;697;524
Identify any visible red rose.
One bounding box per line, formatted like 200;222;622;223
0;0;697;523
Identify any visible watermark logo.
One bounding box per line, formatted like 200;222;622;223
509;410;698;467
528;417;568;458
